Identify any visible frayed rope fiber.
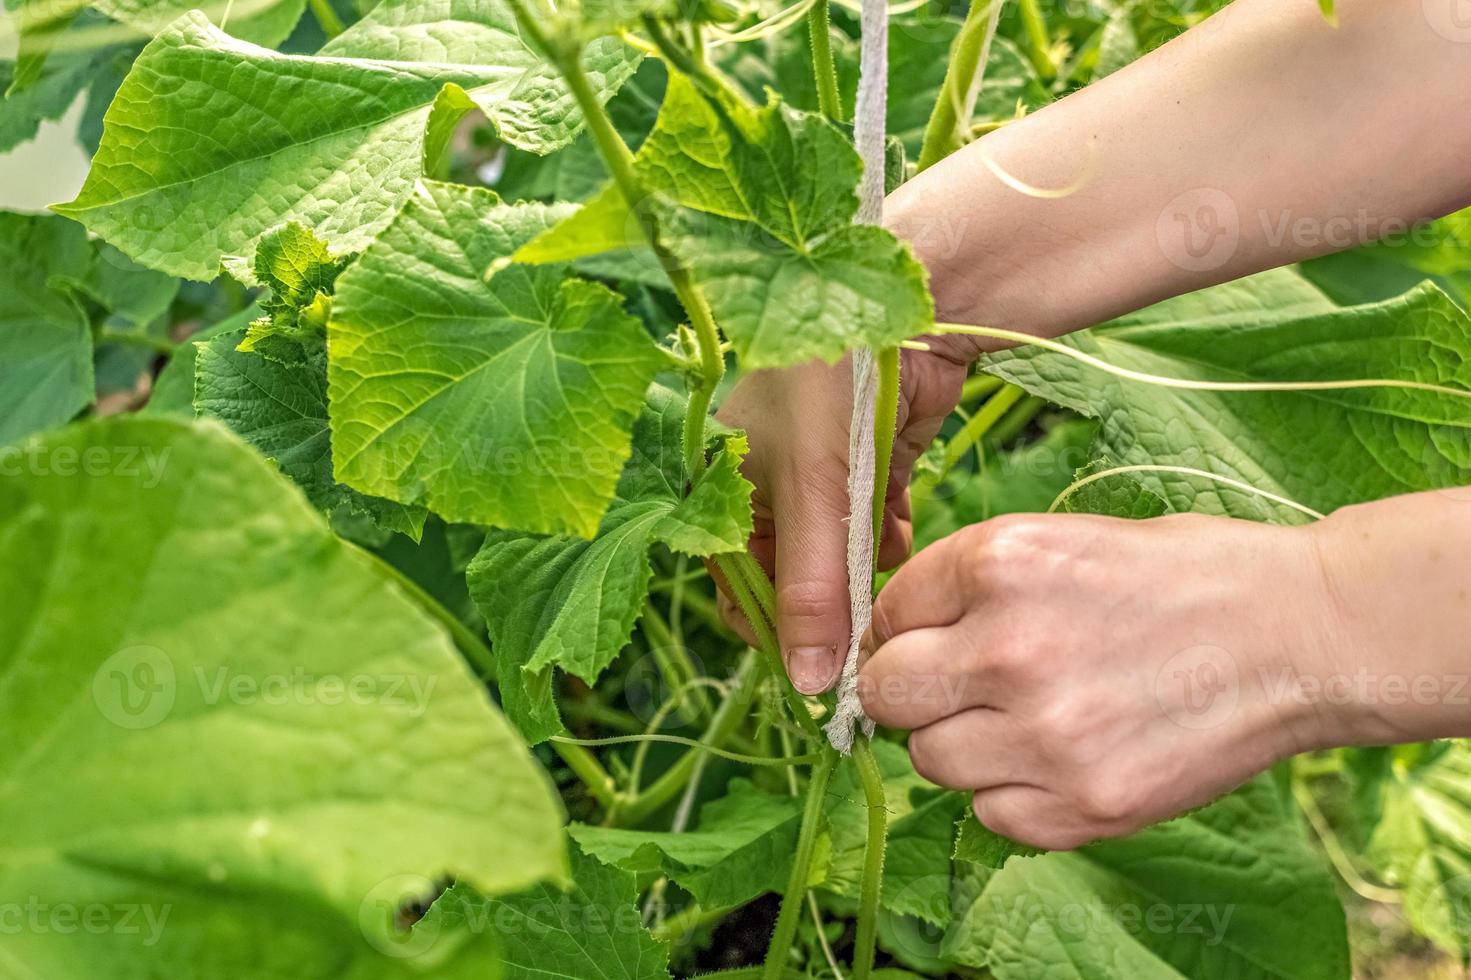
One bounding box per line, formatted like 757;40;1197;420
825;0;888;754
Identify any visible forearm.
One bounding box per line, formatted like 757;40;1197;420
1305;489;1471;746
890;0;1471;349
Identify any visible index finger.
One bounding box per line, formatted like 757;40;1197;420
866;524;978;654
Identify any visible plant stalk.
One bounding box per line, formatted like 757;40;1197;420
941;381;1025;476
1016;0;1056;82
722;553;827;743
850;736;888;980
614;652;762;825
308;0;345;38
515;2;727;482
641;600;713;719
870;347;901;560
807;0;843;121
761;746;839;980
917;0;1001;171
552;740;621;809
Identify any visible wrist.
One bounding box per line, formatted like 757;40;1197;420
1295;494;1471;747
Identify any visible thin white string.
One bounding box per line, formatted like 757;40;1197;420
826;0;889;753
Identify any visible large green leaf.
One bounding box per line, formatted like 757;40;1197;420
985;270;1471;523
328;180;663;536
1301;208;1471;311
912;417;1097;553
0;212;95;445
427;841;673;980
517;73;934;368
466;386;753;742
569;779;809;909
1348;741;1471;965
942;776;1350;979
56;0;642;280
195;333;429;539
0;416;565;976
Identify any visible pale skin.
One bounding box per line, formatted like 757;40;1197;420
716;0;1471;849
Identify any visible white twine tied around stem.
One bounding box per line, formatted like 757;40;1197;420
824;0;889;754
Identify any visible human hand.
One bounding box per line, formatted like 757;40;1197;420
713;346;970;695
856;510;1354;850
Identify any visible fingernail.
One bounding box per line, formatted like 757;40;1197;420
785;647;837;695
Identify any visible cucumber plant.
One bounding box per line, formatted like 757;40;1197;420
2;0;1471;976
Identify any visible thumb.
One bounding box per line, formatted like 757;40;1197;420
772;470;852;696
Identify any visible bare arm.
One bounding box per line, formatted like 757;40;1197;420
891;0;1471;344
718;0;1471;698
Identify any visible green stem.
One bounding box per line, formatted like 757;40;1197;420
917;0;1000;171
870;347;901;561
677;273;725;481
562;699;645;735
850;736;888;980
641;601;712;719
1017;0;1056;82
97;330;177;355
307;0;345;38
518;4;727;483
356;546;496;681
643;15;725;102
985;393;1045;447
807;0;843;121
551;740;620;809
614;652;762;825
761;746;839;980
728;550;777;628
652;901;737;942
941;382;1025;476
960;371;1005;405
718;553;824;743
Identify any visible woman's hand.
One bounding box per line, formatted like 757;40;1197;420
714;346;969;694
859;493;1471;850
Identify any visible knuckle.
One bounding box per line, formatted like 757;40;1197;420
971;794;1025;842
1072;775;1141;825
776;578;846;628
869;595;899;646
856;669;893;723
957;515;1057;593
909;732;943;785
